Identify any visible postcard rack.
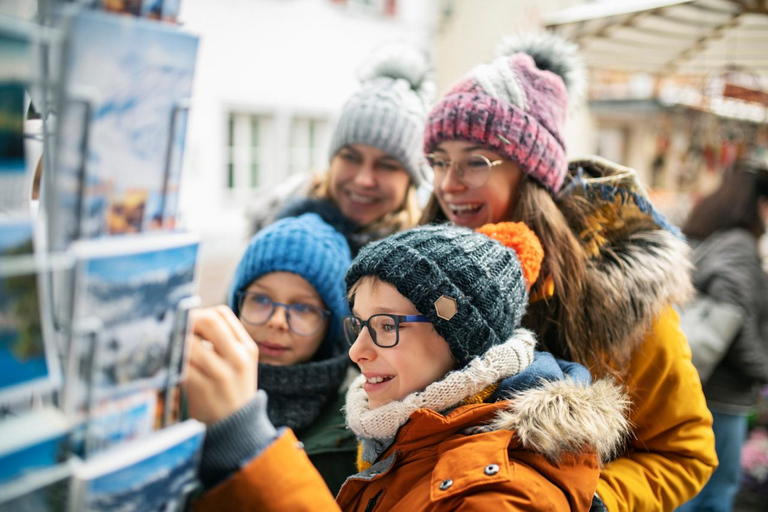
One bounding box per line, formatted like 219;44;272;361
66;294;199;457
1;3;206;510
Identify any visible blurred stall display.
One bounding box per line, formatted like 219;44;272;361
547;0;768;224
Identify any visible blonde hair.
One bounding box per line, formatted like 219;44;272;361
311;170;421;234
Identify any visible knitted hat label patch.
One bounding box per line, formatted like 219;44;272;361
434;295;458;321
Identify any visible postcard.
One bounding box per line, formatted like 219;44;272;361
0;459;73;512
51;10;198;249
102;1;143;17
64;233;199;413
68;388;157;459
162;0;183;23
0;219;61;404
0;407;69;486
69;418;205;512
0;20;31;213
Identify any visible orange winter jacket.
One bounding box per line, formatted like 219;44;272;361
194;377;628;512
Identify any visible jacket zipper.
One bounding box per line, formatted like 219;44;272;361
364;489;384;512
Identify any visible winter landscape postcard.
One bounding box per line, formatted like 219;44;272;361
0;459;72;512
66;233;198;412
70;419;205;512
52;10;198;249
0;408;69;486
0;21;30;213
69;388;158;459
0;220;57;403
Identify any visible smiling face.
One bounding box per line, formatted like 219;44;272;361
328;144;412;227
347;277;455;409
239;272;328;366
433;140;523;228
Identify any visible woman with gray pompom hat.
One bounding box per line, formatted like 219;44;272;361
254;42;435;257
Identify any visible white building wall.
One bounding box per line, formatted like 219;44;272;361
177;0;438;305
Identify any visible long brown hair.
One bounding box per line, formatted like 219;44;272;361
683;161;768;240
311;170;422;234
420;178;624;379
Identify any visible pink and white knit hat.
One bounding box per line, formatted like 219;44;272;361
424;33;586;193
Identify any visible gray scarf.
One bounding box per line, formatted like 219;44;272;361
258;352;350;432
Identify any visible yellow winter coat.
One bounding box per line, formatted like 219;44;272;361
596;306;717;511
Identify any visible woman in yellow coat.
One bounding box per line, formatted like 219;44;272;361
418;31;717;511
189;222;629;511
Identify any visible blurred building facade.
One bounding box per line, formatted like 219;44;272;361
178;0;768;305
178;0;439;305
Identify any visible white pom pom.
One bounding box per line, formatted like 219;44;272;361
358;42;435;107
497;32;587;108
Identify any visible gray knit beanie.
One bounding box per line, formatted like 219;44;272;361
329;42;435;185
345;223;543;366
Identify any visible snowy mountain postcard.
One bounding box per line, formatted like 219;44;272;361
66;233;199;413
0;219;56;403
0;459;72;512
51;10;198;249
0;20;30;214
70;419;205;512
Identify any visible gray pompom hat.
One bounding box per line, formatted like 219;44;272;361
345;224;532;366
329;43;435;185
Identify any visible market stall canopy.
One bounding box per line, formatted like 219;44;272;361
544;0;768;80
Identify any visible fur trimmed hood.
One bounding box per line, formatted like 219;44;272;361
559;156;694;352
489;377;629;466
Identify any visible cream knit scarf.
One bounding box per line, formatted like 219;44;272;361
345;329;537;442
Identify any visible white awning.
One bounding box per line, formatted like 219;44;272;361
545;0;768;81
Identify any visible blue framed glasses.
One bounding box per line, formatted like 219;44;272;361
236;291;330;336
342;313;431;348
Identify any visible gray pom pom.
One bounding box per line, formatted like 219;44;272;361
358;42;436;107
497;32;587;107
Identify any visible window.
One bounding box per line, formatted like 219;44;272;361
288;117;330;177
225;111;330;196
331;0;397;17
226;112;273;190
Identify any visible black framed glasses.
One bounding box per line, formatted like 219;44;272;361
425;153;505;189
236;291;330;336
342;313;431;348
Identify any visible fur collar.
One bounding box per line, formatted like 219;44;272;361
564;157;694;351
489;378;629;465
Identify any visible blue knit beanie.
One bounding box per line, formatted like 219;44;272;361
346;224;540;366
229;213;352;357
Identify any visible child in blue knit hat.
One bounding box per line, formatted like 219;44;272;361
188;213;357;495
189;221;630;511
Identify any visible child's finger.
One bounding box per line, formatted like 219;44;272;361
192;308;249;364
188;334;231;381
213;305;258;350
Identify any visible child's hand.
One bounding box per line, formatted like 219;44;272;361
186;306;259;425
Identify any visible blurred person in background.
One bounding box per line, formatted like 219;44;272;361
252;43;434;257
419;32;717;511
188;213;356;495
677;162;768;512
